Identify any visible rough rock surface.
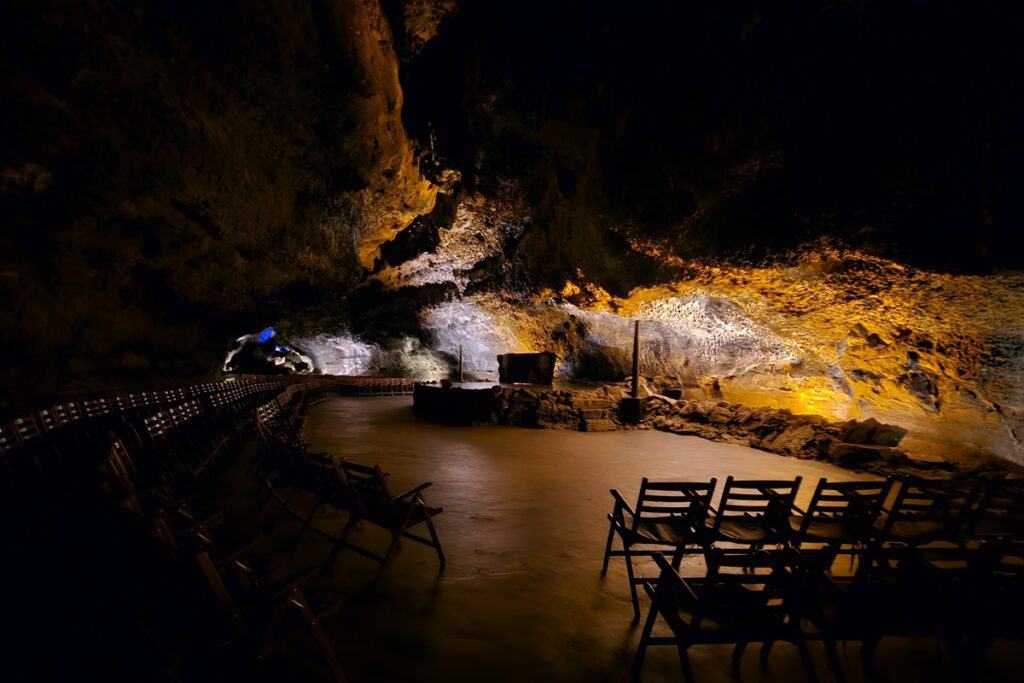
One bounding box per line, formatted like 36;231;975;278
1;0;433;410
644;394;926;474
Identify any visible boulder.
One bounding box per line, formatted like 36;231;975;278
708;405;735;425
765;424;817;454
839;417;908;447
871;423;908;447
829;442;906;467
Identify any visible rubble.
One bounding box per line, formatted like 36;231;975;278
644;394;923;473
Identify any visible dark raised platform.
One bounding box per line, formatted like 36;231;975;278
413;382;502;424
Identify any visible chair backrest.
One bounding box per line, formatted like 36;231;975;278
797;477;894;539
878;477;979;536
711;477;802;532
36;408;61;434
690;549;805;627
338;459;391;505
632;478;716;531
303;452;352;506
964;477;1024;538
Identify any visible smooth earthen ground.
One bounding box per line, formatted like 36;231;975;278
228;396;1024;682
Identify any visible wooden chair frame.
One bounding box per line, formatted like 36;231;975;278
876;476;980;546
633;550;820;683
706;477;803;549
789;477;895;550
601;478;717;621
320;459;445;586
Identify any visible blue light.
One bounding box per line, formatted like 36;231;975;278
256;327;275;344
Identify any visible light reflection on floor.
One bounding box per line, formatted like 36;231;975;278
281;396;1024;682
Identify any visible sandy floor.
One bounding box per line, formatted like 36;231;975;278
245;396;1023;682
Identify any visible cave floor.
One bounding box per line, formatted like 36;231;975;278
226;396;1024;682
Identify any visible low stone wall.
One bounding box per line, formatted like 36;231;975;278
645;395;935;473
413;383;622;430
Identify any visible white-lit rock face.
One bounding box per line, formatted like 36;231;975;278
372;186;528;291
565;295;800;379
419;300;522;377
297;333;450;379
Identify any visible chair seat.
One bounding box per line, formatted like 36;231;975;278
788;515;845;541
673;591;791;639
632;519;698;545
363;502;442;529
969;515;1024;538
877;517;947;542
709;517;776;544
250;565;320;601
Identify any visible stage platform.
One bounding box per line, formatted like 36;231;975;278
412;380;628;426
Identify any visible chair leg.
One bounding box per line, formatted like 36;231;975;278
601;520;616;575
760;640;774;670
794;633;820;683
368;530;403;588
257;593;293;659
946;636;975;683
269;489;297;527
671;545;685;570
678;645;695;683
292;590;349;683
622;544;641;622
292;500;322;547
309;619;349;683
824;638;847;683
632;602;659;681
732;642;747;678
323;514;359;573
860;635;881;682
424;515;446;567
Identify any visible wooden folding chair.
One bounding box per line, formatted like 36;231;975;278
323;459;445;585
802;541;996;681
633;549;820;683
178;521;349;682
788;477;895;551
705;477;802;549
875;476;980;546
601;478;717;621
961;476;1024;540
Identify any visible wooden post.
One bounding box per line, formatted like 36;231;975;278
459;345;464;382
631;320;640;398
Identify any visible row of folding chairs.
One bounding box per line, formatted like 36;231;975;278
97;383;350;682
0;378;290;486
251;392;445;587
602;474;1024;621
632;540;1024;682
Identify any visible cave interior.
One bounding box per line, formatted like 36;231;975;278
2;1;1024;682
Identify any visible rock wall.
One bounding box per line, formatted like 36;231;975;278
0;0;432;412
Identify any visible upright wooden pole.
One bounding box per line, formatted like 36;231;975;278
631;320;640;398
459;345;464;382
